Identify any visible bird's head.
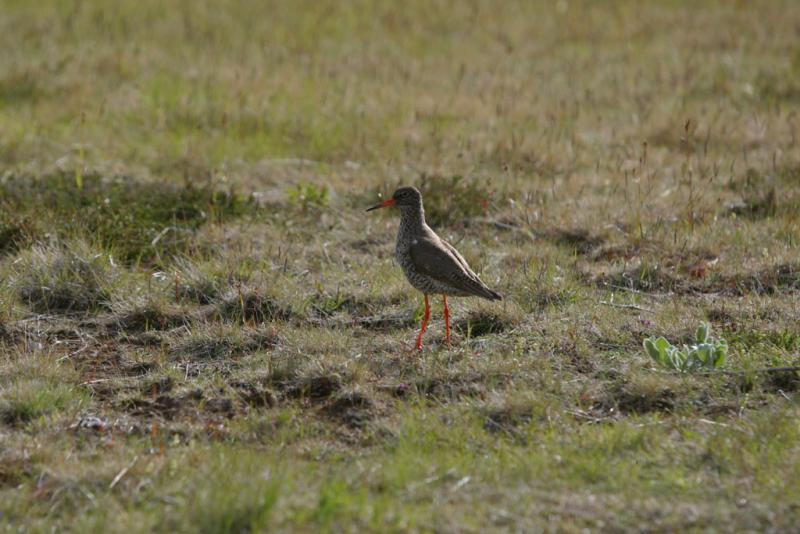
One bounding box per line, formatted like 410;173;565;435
366;186;422;212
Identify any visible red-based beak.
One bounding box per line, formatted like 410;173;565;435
366;198;396;211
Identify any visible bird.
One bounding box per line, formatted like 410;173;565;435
367;186;501;350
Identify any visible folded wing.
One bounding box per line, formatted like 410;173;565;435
409;237;501;300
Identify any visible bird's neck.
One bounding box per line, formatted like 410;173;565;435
398;205;426;235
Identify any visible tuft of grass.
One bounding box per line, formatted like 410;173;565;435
108;298;190;333
0;210;35;256
171;325;277;361
10;241;116;313
0;349;87;426
212;288;295;324
264;358;356;401
726;168;779;219
600;374;678;415
322;388;378;428
173;260;226;305
0;453;31;488
232;380;278;409
0;380;83;426
600;261;681;293
0;68;41;107
454;308;519;338
545;228;605;255
483;397;540;435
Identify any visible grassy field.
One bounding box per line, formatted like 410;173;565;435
1;0;799;531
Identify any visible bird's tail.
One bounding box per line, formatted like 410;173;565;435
482;287;502;301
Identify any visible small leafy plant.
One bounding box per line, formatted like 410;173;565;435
286;183;328;210
643;322;728;372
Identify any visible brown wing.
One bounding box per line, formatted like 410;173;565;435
409;237;501;300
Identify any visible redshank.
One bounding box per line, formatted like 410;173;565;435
367;186;501;350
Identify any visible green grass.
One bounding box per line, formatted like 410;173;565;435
1;0;799;531
0;349;88;426
0;171;249;264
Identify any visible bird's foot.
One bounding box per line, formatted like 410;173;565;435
403;346;422;359
396;339;423;355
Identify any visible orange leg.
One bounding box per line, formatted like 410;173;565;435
415;294;430;351
443;295;451;345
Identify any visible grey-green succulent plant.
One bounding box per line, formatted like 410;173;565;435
643;322;728;372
